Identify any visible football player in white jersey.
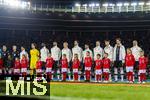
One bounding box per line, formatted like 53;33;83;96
51;42;61;80
131;40;142;80
104;40;113;81
113;38;126;82
83;44;93;60
40;43;49;73
93;41;103;60
62;42;72;80
72;40;83;81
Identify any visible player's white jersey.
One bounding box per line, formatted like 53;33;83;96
51;46;61;61
72;46;83;62
113;44;126;63
83;48;93;60
93;46;103;60
20;50;29;61
131;46;142;61
104;45;113;61
62;48;72;62
40;47;49;62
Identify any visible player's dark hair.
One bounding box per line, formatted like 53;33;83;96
86;51;90;54
97;54;101;57
116;38;121;41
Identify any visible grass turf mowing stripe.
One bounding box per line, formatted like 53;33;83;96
50;82;150;87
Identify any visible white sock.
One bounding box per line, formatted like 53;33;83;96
57;75;60;80
78;75;80;81
68;75;71;80
115;75;118;81
121;75;124;81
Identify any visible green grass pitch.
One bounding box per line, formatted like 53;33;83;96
50;82;150;100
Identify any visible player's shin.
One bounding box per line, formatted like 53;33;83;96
57;70;60;80
114;68;118;81
120;67;124;82
63;72;67;81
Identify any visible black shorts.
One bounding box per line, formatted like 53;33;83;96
134;61;139;70
42;62;46;70
114;61;123;68
52;61;59;71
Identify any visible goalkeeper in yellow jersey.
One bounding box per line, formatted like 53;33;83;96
30;43;39;80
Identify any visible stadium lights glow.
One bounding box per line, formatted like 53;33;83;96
139;2;144;6
103;3;108;7
117;3;123;7
124;3;129;6
83;4;87;7
146;2;150;5
75;3;81;7
109;4;115;6
2;0;30;9
131;2;137;6
89;3;95;7
95;3;100;7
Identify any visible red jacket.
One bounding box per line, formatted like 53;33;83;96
36;60;42;69
125;54;135;67
0;58;3;69
14;60;20;69
84;57;92;67
46;57;54;68
103;58;110;69
61;58;68;68
139;56;147;70
95;59;102;70
72;59;80;69
20;58;28;68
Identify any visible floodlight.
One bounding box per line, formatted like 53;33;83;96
131;2;137;6
4;0;20;7
83;4;87;7
95;3;100;7
124;3;129;6
117;3;123;7
109;4;115;6
75;3;81;7
146;2;150;5
89;3;95;7
103;3;108;7
139;2;144;6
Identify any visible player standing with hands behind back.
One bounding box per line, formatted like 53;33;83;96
138;51;148;83
84;51;92;82
61;54;68;81
72;54;80;81
125;48;135;83
103;53;111;83
30;43;39;80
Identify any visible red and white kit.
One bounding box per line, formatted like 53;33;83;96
14;60;21;75
61;58;68;81
125;54;135;82
20;58;28;76
103;58;110;81
36;60;43;74
138;56;148;82
95;59;103;81
0;58;3;75
84;56;92;81
72;58;80;81
46;57;54;80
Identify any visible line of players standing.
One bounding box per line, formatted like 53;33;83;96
0;38;148;83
